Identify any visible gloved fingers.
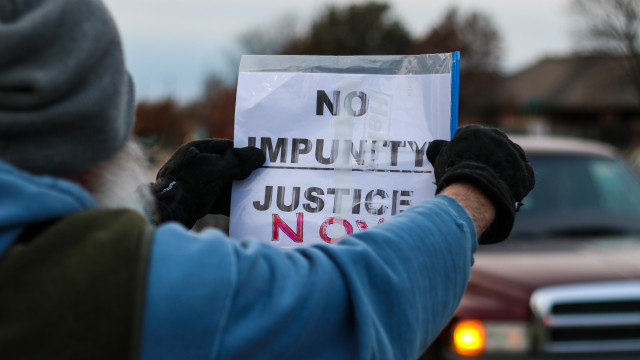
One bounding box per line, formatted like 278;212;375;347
228;146;266;180
427;140;448;166
456;126;526;158
195;146;265;184
189;139;235;154
525;159;535;187
482;127;529;162
199;147;263;216
156;145;199;180
152;140;261;228
209;182;232;216
518;158;536;202
512;141;529;162
204;147;264;215
428;125;536;244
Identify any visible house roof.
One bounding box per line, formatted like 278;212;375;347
497;55;639;111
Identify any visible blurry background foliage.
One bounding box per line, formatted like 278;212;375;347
133;0;640;168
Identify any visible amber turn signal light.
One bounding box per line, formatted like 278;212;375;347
452;320;485;356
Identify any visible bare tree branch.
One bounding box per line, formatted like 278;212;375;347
572;0;640;101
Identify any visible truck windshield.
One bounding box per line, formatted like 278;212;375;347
511;154;640;238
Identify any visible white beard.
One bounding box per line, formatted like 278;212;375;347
82;139;156;219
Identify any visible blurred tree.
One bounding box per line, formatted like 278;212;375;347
195;2;504;135
134;99;198;165
411;8;501;73
201;74;229;104
284;2;412;55
198;73;236;140
134;99;191;149
202;87;236;140
195;2;414;141
571;0;640;101
239;14;298;55
410;7;503;124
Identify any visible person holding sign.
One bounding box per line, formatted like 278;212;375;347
0;1;534;360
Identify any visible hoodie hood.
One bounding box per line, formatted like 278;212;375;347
0;160;96;256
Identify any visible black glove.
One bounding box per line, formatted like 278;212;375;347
151;139;265;228
426;125;535;244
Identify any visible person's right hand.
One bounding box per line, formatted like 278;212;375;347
151;139;265;228
426;125;535;244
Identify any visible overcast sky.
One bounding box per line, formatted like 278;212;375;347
102;0;575;103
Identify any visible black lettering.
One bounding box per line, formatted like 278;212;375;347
392;190;413;215
409;141;428;167
253;186;273;211
365;189;388;215
303;187;325;213
327;188;351;213
352;188;362;214
276;186;300;212
315;139;339;165
384;141;406;166
392;190;398;216
343;91;368;117
316;90;340;116
291;138;312;163
261;137;288;163
400;191;413;204
351;140;367;165
369;140;378;159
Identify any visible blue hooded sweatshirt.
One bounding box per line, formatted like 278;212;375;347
0;159;477;359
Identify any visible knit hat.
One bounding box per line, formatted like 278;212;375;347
0;0;135;175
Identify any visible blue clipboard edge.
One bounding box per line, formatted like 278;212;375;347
450;51;460;139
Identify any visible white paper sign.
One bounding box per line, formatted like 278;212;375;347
231;54;459;247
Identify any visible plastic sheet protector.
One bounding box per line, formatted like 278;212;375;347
230;53;459;247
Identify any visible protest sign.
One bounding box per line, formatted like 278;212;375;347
230;53;459;247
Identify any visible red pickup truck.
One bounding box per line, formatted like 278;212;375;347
423;135;640;359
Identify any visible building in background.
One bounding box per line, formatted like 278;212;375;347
492;54;640;149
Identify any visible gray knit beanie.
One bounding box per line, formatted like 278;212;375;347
0;0;135;175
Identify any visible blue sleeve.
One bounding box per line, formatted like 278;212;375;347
139;195;477;360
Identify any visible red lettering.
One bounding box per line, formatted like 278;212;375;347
272;213;304;242
356;218;385;231
356;220;368;231
319;217;353;244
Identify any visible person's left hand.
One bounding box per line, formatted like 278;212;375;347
151;139;265;228
426;126;535;244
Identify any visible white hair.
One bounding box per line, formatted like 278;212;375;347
74;139;156;220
